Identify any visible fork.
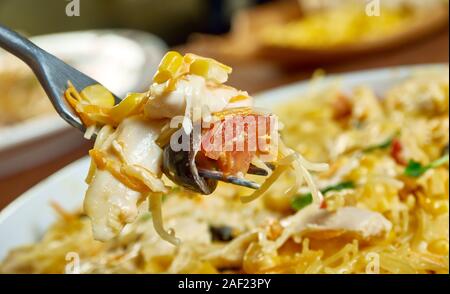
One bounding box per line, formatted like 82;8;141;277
0;24;121;132
0;24;268;190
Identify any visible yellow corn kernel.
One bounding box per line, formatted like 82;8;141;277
184;53;232;72
84;112;115;127
80;84;115;107
418;192;449;215
189;262;218;274
153;51;184;84
109;93;147;124
188;56;232;84
428;239;449;255
431;200;449;215
229;94;249;103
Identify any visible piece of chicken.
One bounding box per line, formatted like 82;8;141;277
84;117;165;241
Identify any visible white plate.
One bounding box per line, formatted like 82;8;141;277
0;30;167;177
0;64;447;260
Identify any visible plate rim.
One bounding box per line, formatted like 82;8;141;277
0;157;90;225
254;63;448;101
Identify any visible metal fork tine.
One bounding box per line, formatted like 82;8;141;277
198;169;261;190
247;165;269;176
247;163;275;176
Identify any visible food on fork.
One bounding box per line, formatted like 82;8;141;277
65;52;328;244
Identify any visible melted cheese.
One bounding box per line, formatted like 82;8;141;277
144;75;252;120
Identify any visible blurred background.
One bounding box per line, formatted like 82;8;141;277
0;0;266;44
0;0;448;208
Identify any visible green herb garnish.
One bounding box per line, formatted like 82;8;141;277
291;193;313;211
291;181;355;211
404;154;449;177
321;181;355;194
363;135;395;153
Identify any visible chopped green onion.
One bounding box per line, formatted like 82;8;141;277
321;181;355;194
291;193;313;211
404;154;449;177
430;154;450;168
363;135;395;153
291;181;355;211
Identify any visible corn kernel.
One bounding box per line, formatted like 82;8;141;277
431;200;449;214
418;192;449;215
190;262;218;274
191;61;228;83
428;239;449;255
153;52;233;85
109;93;147;124
229;94;249;103
184;53;232;82
80;84;115;107
153;51;184;84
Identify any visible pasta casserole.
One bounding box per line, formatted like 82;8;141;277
0;55;448;274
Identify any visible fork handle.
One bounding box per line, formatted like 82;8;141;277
0;23;44;70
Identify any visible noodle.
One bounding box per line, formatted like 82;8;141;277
149;193;180;246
